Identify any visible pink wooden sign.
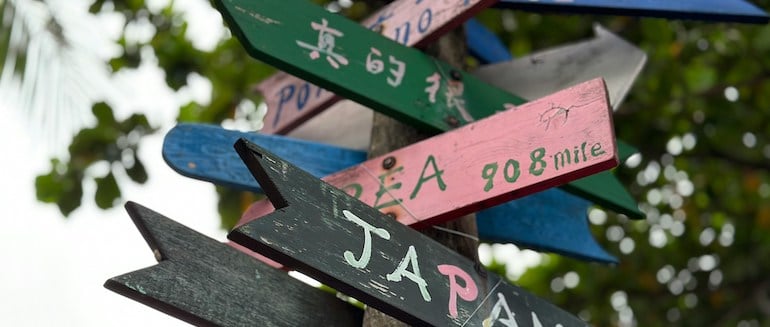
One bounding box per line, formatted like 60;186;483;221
257;0;496;134
241;78;618;230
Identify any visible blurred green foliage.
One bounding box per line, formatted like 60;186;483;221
21;0;770;325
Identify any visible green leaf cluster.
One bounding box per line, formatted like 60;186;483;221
35;102;155;216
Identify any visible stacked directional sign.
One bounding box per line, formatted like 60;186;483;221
163;122;621;263
229;139;590;326
108;0;770;324
158;21;649;263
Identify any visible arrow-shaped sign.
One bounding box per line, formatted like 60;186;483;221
470;23;645;218
494;0;769;24
473;24;647;113
465;18;513;64
104;202;362;326
251;18;644;218
240;79;617;229
163;123;617;263
251;0;502;134
229;138;588;326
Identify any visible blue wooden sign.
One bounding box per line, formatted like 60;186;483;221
465;18;513;64
495;0;769;24
163;123;618;263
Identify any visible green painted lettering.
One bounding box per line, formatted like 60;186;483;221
581;141;588;162
373;166;404;210
342;183;363;199
591;142;606;157
503;159;520;183
529;147;546;176
481;162;498;192
553;149;571;171
409;155;446;199
573;146;580;164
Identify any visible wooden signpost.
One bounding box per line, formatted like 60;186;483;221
104;202;362;326
162;123;618;263
238;79;618;229
229;138;588;326
252;0;501;134
495;0;769;24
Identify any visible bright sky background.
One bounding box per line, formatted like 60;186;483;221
0;0;541;325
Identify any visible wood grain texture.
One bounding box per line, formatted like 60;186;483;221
162;124;366;191
494;0;769;24
362;28;481;326
254;0;498;134
104;202;362;326
473;24;647;113
213;0;525;134
228;139;587;326
241;78;618;230
162;123;616;263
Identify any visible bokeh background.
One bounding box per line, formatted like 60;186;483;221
2;0;770;325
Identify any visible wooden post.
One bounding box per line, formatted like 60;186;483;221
363;27;480;326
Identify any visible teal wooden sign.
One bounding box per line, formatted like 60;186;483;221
212;0;526;132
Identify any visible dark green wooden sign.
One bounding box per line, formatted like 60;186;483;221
212;0;526;132
229;138;587;327
104;202;362;326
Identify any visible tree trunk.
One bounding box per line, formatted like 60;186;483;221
362;27;481;327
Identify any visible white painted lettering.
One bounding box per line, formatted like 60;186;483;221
483;293;518;327
342;210;390;268
386;245;431;302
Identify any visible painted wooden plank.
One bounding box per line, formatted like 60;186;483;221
243;79;617;229
162;123;617;263
465;18;513;64
471;23;645;219
229;139;588;326
251;0;501;135
495;0;769;24
104;202;362;326
475;190;613;262
273;23;644;218
473;24;647;112
162;124;366;190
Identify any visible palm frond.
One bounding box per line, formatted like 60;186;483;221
0;0;117;155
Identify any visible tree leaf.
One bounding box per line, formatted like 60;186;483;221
94;172;121;209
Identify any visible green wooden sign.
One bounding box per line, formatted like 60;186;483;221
212;0;526;132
